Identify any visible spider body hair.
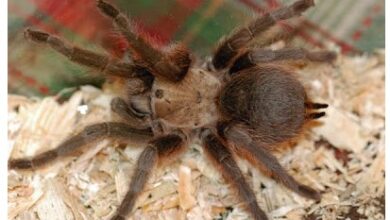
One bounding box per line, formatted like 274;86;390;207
151;68;221;129
219;66;306;145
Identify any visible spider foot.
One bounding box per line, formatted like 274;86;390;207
24;28;49;42
97;0;119;19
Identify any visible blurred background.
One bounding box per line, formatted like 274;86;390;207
8;0;385;97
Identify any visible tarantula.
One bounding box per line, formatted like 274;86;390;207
9;0;336;219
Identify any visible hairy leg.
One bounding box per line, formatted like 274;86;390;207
111;97;148;125
97;0;190;82
254;19;301;49
111;132;186;220
212;0;315;70
9;122;153;169
201;128;268;220
25;29;139;78
229;48;336;74
223;125;321;201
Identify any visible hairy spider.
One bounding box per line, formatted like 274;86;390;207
9;0;336;219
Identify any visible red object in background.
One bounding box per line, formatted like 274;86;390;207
29;0;111;40
27;0;201;56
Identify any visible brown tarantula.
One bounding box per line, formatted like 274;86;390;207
9;0;336;219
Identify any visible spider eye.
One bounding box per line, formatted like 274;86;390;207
154;89;164;99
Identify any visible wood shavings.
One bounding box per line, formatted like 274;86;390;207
8;52;384;220
178;165;197;210
8;95;33;112
270;204;302;218
312;106;366;153
33;179;76;220
8;176;44;219
139;181;177;210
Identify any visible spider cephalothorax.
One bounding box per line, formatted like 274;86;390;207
9;0;335;219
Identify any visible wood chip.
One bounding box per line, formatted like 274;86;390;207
178;165;197;210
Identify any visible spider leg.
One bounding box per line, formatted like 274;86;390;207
111;97;148;125
212;0;315;70
229;48;336;74
97;0;190;82
111;132;186;220
254;20;300;49
25;28;140;78
223;125;321;201
201;128;268;220
8;122;153;170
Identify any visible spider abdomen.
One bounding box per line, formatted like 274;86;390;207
219;66;306;144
